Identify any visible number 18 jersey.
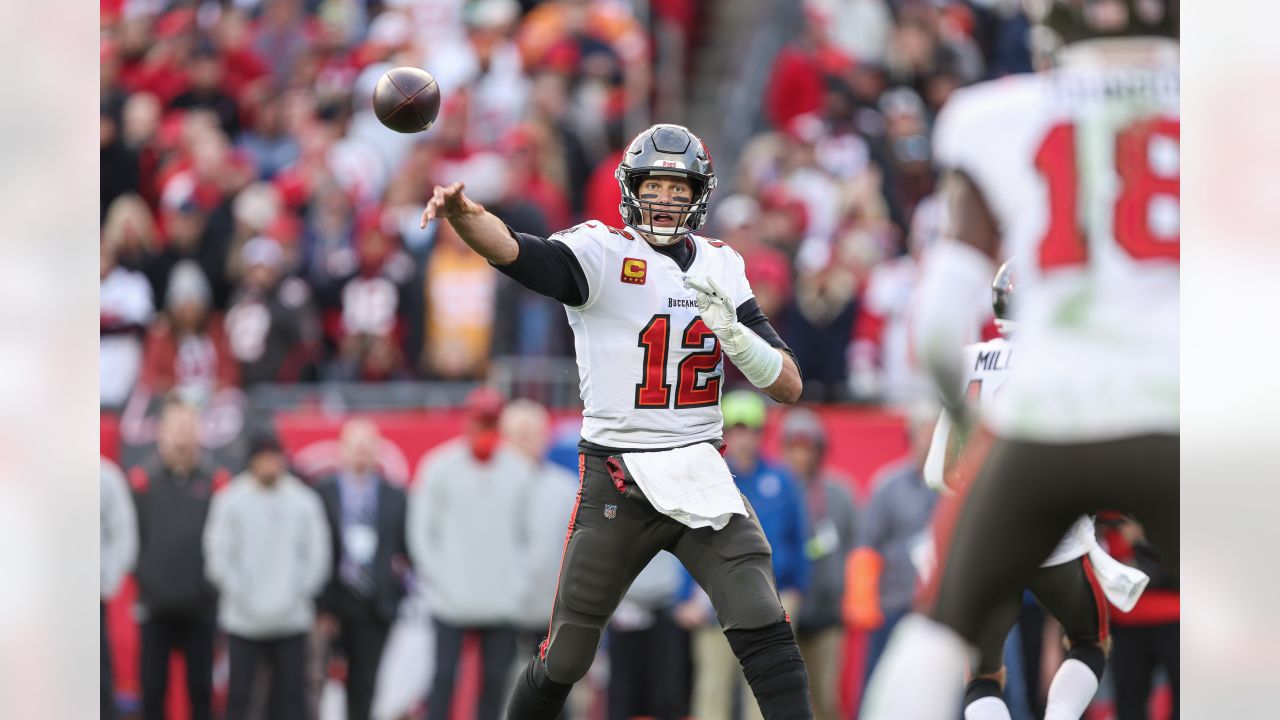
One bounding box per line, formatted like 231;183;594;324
553;221;754;449
933;43;1180;442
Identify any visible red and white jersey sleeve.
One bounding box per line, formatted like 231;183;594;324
932;53;1179;442
556;221;752;448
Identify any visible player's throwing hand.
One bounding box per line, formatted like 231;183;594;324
419;182;485;228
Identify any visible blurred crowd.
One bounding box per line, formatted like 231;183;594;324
99;389;907;719
102;389;1178;719
101;0;1034;413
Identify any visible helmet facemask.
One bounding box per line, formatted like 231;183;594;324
614;123;717;246
992;261;1016;335
616;169;714;245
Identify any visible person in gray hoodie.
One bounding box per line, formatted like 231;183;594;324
408;388;535;720
204;432;331;720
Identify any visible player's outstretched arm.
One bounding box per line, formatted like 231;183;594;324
420;182;519;265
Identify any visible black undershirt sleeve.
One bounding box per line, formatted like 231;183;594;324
736;297;799;369
491;230;589;307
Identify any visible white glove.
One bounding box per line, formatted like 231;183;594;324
685;276;738;340
685;275;783;389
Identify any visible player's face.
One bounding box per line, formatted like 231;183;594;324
637;176;694;230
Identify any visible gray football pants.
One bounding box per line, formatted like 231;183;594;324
931;434;1178;647
536;451;787;685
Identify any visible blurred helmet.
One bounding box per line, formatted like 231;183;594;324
992;260;1016;335
1024;0;1179;58
615;124;717;245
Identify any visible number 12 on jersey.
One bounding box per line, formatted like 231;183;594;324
635;314;723;409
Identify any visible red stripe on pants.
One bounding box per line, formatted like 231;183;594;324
540;453;587;661
1080;555;1111;643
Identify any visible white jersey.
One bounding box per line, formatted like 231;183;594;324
554;221;753;448
933;42;1179;442
925;337;1094;566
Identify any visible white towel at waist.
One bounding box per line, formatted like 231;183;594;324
1086;540;1150;613
621;443;747;531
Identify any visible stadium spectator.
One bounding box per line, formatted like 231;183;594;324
459;0;531;148
142;173;230;311
778;408;857;720
883;0;984;111
204;432;331;720
102;101;140;222
170;43;242;139
478;155;576;366
315;208;418;382
501;400;579;655
101;459;138;720
821;0;894;66
608;553;691;720
781;261;859;403
254;0;312;86
407;388;533;720
676;390;810;720
138;260;238;404
878;86;937;229
130;398;224;720
224;236;322;385
101;234;156;408
102;192;159;272
236;84;300;181
501;120;575;231
848;192;944;406
420;221;498;379
844;404;938;705
314;419;411;720
763;0;852;131
300;177;359;288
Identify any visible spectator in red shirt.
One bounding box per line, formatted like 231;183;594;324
140;260;239;405
763;1;853;131
580;118;627;227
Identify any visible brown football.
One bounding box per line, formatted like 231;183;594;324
372;67;441;134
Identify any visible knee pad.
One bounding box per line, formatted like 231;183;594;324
1066;642;1106;680
506;656;572;720
724;621;813;719
541;622;601;685
965;676;1003;706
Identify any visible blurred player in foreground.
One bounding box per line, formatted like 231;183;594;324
422;123;811;719
920;263;1150;720
862;2;1180;717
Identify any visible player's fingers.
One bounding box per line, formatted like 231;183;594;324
705;276;729;298
684;277;712;295
420;205;433;228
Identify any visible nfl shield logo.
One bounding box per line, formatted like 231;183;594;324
604;504;617;519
